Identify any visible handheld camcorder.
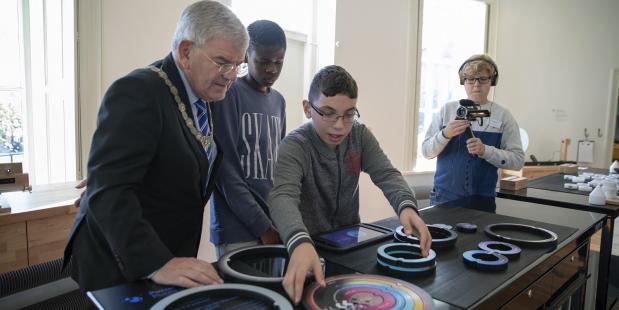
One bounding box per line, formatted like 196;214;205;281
456;99;490;138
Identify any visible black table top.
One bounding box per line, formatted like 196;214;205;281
497;171;619;216
527;168;618;197
86;197;604;310
319;197;602;309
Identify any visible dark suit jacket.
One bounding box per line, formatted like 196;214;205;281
64;53;221;291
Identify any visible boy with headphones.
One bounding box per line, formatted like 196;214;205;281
422;54;525;206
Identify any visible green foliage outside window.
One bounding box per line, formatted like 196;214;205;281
0;101;23;154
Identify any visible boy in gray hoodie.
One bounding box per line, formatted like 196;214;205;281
268;65;432;304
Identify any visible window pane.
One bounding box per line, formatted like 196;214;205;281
0;0;22;88
231;0;312;34
0;91;24;163
229;0;336;131
414;0;487;171
2;0;76;183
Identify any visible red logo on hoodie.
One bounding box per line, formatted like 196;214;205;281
345;150;361;176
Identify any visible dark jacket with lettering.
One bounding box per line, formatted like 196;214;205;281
210;77;286;245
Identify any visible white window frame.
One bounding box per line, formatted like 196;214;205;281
410;0;494;172
4;0;78;184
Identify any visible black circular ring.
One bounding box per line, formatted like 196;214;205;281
394;225;458;249
478;241;521;259
462;250;509;271
484;223;558;247
217;245;290;285
456;222;478;233
151;283;293;310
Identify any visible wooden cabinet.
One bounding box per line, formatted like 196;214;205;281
0;182;80;273
0;221;28;272
27;213;75;265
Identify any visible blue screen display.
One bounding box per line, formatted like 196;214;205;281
318;226;386;247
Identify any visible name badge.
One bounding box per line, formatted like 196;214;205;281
489;118;502;129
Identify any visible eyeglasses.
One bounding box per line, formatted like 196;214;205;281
204;52;248;77
464;76;491;85
309;101;360;123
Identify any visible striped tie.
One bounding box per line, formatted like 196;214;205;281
194;99;209;134
194;99;213;161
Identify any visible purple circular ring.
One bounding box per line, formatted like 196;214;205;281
478;241;521;259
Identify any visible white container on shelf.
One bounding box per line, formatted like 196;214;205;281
589;185;607;205
610;160;619;174
602;181;618;199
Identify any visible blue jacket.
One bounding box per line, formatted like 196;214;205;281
422;100;525;206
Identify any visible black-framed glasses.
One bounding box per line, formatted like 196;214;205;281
309;101;360;123
464;76;491;85
204;52;248;77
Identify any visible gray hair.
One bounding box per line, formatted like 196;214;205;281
171;1;248;52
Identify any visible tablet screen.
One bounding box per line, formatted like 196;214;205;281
317;225;387;247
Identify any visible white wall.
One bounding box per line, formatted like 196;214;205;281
493;0;619;168
273;31;307;131
77;0;194;177
100;1;193;91
335;0;421;222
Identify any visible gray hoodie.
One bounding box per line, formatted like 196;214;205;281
268;121;418;253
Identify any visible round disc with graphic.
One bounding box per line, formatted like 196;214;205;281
303;274;434;310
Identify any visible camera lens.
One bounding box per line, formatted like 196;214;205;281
456;106;467;118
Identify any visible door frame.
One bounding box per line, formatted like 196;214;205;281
603;68;619;165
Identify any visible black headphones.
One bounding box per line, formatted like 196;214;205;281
458;55;499;86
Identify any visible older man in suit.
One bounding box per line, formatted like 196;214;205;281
64;1;248;292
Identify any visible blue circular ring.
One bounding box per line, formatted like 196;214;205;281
462;250;508;271
377;243;436;268
376;259;436;274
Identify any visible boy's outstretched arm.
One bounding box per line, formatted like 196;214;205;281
266;136;323;304
399;208;432;257
283;242;325;305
